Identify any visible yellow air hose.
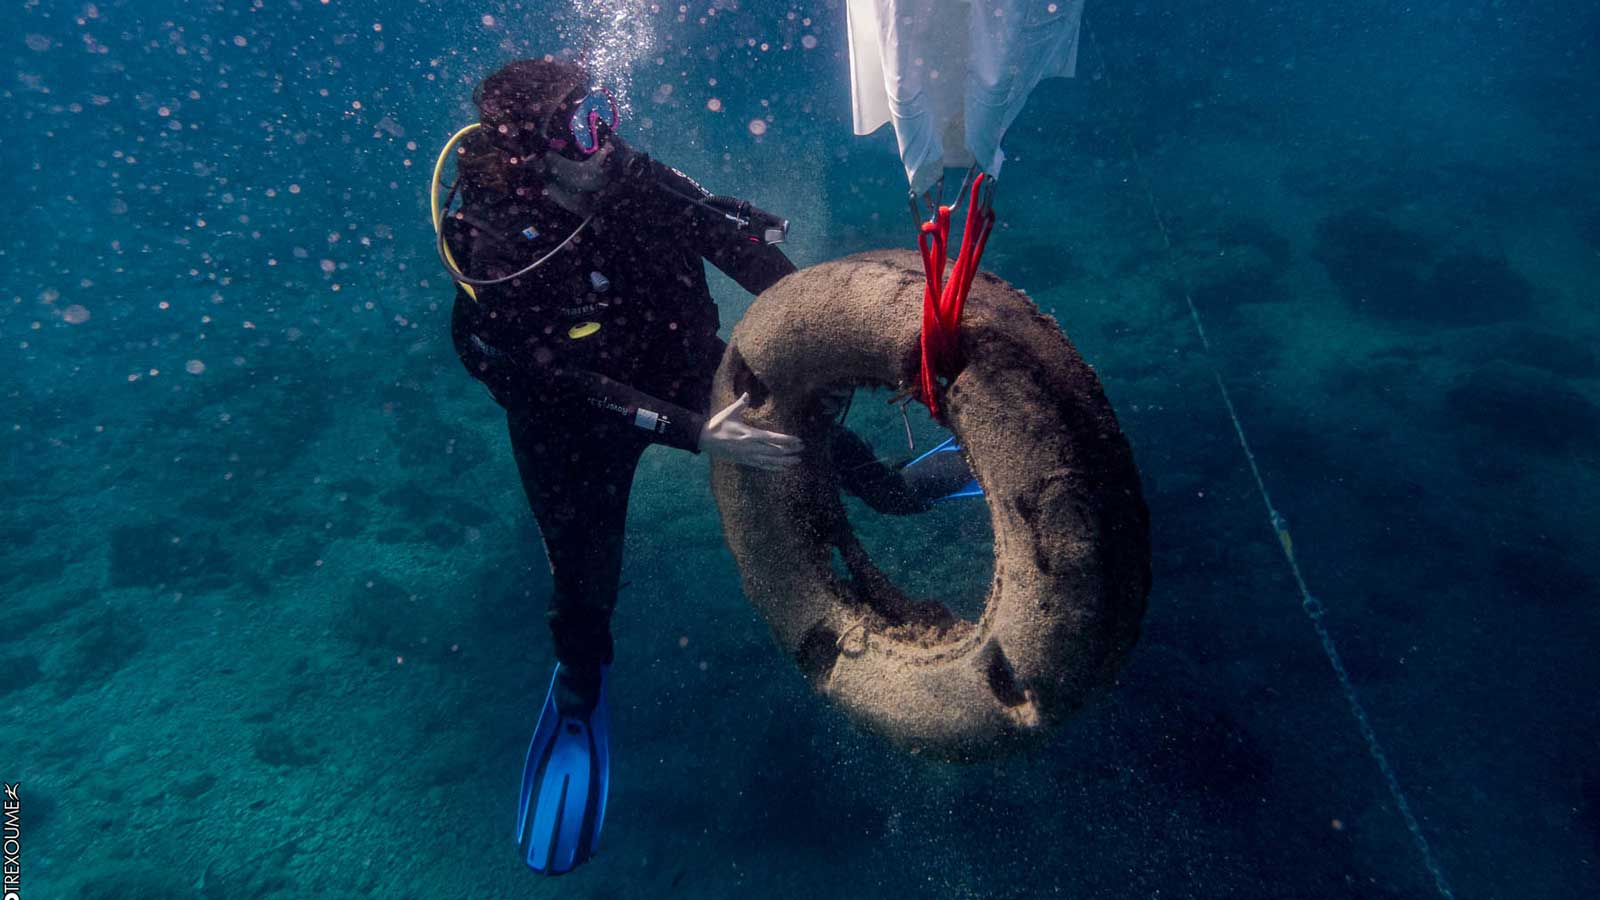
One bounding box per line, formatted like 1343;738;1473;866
430;123;482;301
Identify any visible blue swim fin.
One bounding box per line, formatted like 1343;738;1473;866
517;664;610;875
901;436;983;502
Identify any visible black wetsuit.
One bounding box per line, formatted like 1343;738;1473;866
446;140;930;673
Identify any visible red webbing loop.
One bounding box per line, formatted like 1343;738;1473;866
915;174;996;418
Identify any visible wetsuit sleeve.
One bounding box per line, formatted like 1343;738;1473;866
636;155;798;295
553;368;707;452
445;219;709;452
451;291;708;451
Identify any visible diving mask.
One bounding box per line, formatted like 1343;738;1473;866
545;88;618;160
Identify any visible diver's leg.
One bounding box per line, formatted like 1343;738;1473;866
830;426;932;515
831;426;982;513
895;436;980;502
506;410;633;875
507;409;648;707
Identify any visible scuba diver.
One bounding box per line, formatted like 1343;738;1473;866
434;58;975;876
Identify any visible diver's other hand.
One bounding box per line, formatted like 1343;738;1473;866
699;392;804;470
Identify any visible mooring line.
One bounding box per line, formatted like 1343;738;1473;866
1083;20;1456;900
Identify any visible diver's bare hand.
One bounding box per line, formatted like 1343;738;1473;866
699;392;804;470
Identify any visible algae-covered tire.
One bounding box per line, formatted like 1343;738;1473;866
710;249;1150;761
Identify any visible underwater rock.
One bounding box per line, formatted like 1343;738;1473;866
0;523;35;550
423;519;466;549
108;520;234;591
1475;327;1599;379
172;771;219;800
1185;244;1286;315
1314;209;1534;324
1446;362;1600;452
379;483;491;526
375;526;414;545
269;536;323;577
386;396;463;469
175;489;248;528
183;361;332;479
74;871;203;900
1316;209;1432;264
1217;216;1293;266
985;241;1088;295
252;726;322;768
0;653;42;696
325;498;370;539
1313;209;1433;318
1426;251;1534;325
6;593;74;640
55;609;146;698
4;553;66;594
340;572;412;651
1323;355;1424;414
330;475;379;498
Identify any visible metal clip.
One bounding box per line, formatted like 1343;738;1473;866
887;386;919;452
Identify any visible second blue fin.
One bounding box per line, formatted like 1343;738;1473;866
901;436;983;502
517;664;610;876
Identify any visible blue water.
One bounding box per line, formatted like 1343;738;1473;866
4;1;1598;897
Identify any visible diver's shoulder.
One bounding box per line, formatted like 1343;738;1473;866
653;161;711;199
625;149;709;200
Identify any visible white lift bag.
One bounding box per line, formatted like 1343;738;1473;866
847;0;1085;192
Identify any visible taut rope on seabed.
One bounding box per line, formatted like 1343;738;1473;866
1084;19;1457;900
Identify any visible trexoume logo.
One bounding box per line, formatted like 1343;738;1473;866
3;783;18;900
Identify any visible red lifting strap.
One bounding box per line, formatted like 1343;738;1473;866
916;173;996;418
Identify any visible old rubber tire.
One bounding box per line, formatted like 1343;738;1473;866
711;249;1150;760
